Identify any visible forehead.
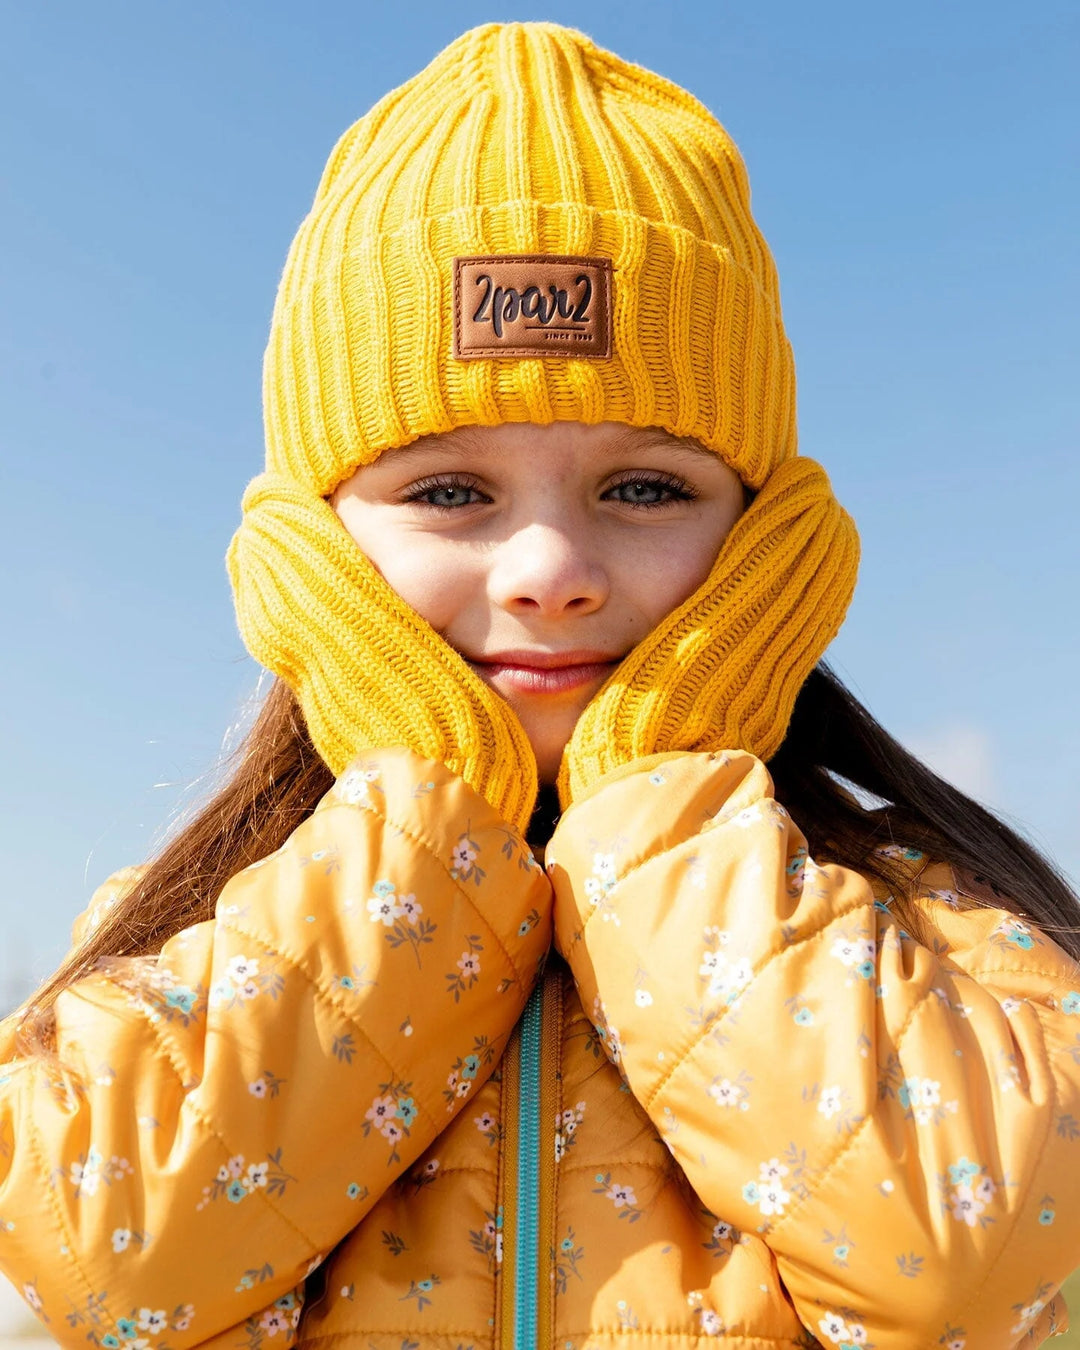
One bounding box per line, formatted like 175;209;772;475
389;421;720;465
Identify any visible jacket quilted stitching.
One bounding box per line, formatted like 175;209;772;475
1;747;1077;1349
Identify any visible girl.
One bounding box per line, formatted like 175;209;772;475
2;21;1078;1350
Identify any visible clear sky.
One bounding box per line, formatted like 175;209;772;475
1;0;1077;1009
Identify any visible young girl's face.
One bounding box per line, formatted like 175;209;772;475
331;421;745;784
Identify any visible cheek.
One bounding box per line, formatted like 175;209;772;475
365;533;477;633
625;525;731;627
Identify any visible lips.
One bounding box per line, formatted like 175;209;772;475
466;649;622;696
469;649;622;670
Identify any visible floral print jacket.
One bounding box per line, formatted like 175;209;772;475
1;746;1078;1349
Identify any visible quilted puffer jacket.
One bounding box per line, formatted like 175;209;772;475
1;746;1079;1350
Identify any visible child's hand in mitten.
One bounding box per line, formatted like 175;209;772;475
556;457;859;809
228;473;538;835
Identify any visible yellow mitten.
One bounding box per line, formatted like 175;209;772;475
227;473;538;835
557;456;859;808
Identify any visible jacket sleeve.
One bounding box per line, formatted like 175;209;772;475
0;748;551;1349
546;749;1080;1350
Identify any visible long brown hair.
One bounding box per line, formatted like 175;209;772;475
13;661;1080;1049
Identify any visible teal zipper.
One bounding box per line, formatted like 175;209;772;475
514;982;543;1348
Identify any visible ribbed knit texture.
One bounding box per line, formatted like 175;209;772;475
226;475;538;834
557;457;859;806
262;22;795;492
227;21;861;819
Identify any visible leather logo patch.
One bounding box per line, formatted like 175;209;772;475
453;254;612;359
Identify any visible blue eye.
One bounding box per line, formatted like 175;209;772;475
423;485;478;508
403;476;487;510
606;474;695;508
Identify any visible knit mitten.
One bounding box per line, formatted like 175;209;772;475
227;473;538;835
557;457;859;808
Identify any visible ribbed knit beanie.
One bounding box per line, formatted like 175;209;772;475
227;21;859;811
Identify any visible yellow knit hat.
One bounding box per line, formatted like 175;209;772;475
262;21;795;490
228;22;859;815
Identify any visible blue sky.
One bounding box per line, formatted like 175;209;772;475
1;0;1077;1006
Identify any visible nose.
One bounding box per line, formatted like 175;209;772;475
487;521;609;618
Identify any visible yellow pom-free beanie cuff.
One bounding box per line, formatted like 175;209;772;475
264;203;796;497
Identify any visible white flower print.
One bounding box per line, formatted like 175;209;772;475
830;936;876;968
708;1078;747;1109
259;1309;291;1336
757;1181;790;1216
584;852;620;921
898;1074;954;1124
452;839;477;872
226;955;259;984
591;852;617;887
138;1309;168;1334
698;1309;724;1335
818;1312;850;1343
700;950;721;978
111;1228;132;1253
554;1101;586;1162
246;1162;269;1189
591;997;623;1064
817;1085;844;1120
70;1162;101;1197
634;988;653;1007
367;894;401;926
449;832;486;884
366;1095;397;1130
949;1184;985;1227
699;951;753;1006
1011;1300;1047;1336
742;1157;791;1219
209;977;234;1006
23;1284;42;1312
397;894;423;925
606;1182;637;1208
338;767;379;804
